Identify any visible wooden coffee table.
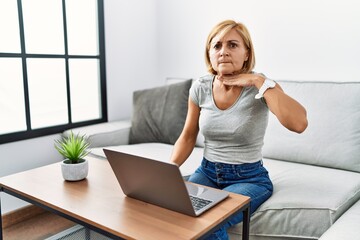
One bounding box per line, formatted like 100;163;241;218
0;157;250;240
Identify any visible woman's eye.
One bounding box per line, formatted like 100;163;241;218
213;43;221;50
229;43;237;48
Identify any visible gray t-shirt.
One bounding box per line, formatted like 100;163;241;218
190;74;269;164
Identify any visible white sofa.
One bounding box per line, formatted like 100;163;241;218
64;80;360;239
318;199;360;240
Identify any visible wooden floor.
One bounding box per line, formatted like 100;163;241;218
3;210;76;240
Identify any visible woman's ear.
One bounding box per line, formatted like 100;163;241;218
245;51;249;61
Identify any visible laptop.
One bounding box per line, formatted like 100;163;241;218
103;149;229;217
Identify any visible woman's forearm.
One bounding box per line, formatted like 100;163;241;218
263;84;308;133
250;75;308;133
170;134;197;166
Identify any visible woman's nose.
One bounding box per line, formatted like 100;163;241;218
220;47;229;56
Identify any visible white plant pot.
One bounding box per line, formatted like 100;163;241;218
61;159;89;181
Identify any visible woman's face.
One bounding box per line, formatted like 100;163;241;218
209;28;249;75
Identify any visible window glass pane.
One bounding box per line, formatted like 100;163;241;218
69;59;101;123
0;1;21;53
22;0;64;54
66;0;99;55
0;58;26;134
27;58;68;129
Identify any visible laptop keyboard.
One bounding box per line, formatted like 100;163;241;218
189;195;213;211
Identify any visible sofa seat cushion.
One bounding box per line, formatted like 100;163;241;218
319;200;360;240
228;158;360;239
90;143;203;178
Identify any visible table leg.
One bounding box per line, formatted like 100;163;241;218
242;205;250;240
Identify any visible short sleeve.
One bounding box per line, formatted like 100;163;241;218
189;79;201;106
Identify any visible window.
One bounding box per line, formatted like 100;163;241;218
0;0;107;144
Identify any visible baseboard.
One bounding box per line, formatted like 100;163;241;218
2;204;46;228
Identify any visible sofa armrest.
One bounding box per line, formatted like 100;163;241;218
63;120;131;148
319;200;360;240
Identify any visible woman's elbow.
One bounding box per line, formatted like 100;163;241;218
290;111;308;133
292;118;308;133
280;111;308;134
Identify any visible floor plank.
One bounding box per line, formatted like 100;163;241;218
3;211;76;240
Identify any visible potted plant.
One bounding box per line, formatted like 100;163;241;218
54;131;90;181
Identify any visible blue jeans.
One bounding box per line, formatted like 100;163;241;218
188;158;273;240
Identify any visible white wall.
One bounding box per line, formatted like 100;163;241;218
157;0;360;82
105;0;159;121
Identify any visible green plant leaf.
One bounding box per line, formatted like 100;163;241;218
54;131;91;164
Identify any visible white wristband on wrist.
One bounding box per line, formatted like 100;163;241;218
255;78;276;99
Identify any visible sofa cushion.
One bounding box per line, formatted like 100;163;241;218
318;199;360;240
228;158;360;239
90;143;203;178
129;79;192;145
263;81;360;173
63;120;131;148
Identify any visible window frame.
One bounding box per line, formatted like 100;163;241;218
0;0;107;144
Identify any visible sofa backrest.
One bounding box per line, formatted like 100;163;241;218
263;81;360;173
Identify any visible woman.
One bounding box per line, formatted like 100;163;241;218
170;20;308;239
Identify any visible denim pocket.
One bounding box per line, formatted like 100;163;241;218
234;161;267;179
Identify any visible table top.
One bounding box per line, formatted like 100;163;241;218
0;157;250;240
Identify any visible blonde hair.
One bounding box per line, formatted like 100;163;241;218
205;20;255;75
